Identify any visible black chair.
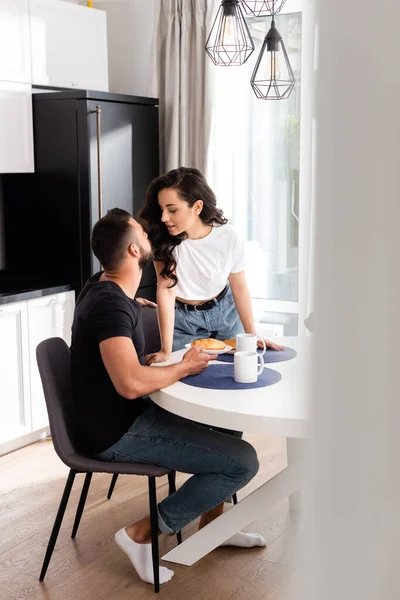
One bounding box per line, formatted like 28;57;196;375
36;336;181;594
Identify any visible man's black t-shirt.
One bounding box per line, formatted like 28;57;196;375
70;272;150;454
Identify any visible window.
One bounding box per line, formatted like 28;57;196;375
207;1;307;333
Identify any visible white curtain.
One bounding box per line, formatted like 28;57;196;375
156;0;215;173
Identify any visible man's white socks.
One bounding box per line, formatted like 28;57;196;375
115;528;174;585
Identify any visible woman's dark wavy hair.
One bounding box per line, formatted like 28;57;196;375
139;167;227;287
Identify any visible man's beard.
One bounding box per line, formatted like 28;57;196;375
138;246;153;270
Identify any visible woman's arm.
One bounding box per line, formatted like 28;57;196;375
229;271;257;334
145;260;176;365
229;271;283;351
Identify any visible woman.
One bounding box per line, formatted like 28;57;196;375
140;167;282;364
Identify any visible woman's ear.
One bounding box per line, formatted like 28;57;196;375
194;200;203;215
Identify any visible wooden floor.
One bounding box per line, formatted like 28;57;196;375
0;433;299;600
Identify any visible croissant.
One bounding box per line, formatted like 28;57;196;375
223;338;236;350
191;338;226;350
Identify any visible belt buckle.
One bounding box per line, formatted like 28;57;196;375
193;303;202;313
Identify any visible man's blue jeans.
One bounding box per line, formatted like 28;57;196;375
96;403;259;534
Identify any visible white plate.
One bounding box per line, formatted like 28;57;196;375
184;343;232;355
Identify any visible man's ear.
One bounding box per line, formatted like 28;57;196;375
127;243;140;259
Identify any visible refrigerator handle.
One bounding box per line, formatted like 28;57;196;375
90;105;103;219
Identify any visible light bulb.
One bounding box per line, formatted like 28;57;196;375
222;15;237;46
265;51;281;80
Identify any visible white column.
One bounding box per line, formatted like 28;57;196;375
296;1;400;599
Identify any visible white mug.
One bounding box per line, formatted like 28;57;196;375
236;333;266;355
234;351;264;384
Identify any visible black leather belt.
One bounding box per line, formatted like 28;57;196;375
176;285;229;312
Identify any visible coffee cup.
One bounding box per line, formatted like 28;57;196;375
236;333;266;355
234;351;264;384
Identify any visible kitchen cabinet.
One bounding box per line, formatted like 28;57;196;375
0;290;75;452
0;0;31;84
30;0;109;91
27;291;75;431
0;301;31;444
0;81;34;173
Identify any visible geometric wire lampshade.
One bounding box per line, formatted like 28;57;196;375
206;0;255;66
250;20;295;100
241;0;288;17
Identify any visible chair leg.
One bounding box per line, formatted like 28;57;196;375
167;472;182;545
148;476;160;593
71;472;93;539
232;493;238;505
107;473;119;500
39;469;77;581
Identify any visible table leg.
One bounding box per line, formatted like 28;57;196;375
161;461;302;566
287;437;305;512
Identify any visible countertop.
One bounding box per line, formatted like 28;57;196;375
0;273;74;305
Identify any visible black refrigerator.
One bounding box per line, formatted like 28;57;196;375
3;90;159;300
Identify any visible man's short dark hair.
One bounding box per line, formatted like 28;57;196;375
91;208;138;270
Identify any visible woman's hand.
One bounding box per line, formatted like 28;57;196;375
145;349;171;365
258;338;284;351
136;298;157;308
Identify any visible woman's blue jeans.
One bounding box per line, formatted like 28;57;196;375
96;403;259;534
172;285;244;351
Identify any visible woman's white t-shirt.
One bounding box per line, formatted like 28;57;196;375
172;224;246;300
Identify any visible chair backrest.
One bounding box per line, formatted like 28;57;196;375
36;337;80;465
36;310;160;463
141;306;161;355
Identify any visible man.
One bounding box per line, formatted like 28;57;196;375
70;208;264;587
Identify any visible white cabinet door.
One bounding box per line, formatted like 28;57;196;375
27;291;75;431
0;0;31;84
0;302;31;444
0;82;34;173
29;0;108;91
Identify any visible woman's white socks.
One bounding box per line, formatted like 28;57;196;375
220;531;266;548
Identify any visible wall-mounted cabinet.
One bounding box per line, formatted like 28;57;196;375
0;0;109;173
0;0;31;85
30;0;109;91
0;1;34;173
0;82;34;173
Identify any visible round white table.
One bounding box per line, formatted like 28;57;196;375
150;336;310;566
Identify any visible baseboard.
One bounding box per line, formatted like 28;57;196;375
0;428;50;457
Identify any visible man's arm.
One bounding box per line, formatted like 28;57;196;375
100;337;215;399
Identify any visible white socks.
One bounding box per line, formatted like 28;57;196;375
220;531;267;548
114;526;265;586
115;528;174;585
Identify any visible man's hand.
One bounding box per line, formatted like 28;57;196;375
145;349;171;365
136;297;157;308
182;347;216;376
258;337;284;351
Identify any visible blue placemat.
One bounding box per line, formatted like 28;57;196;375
181;363;281;390
217;346;297;364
